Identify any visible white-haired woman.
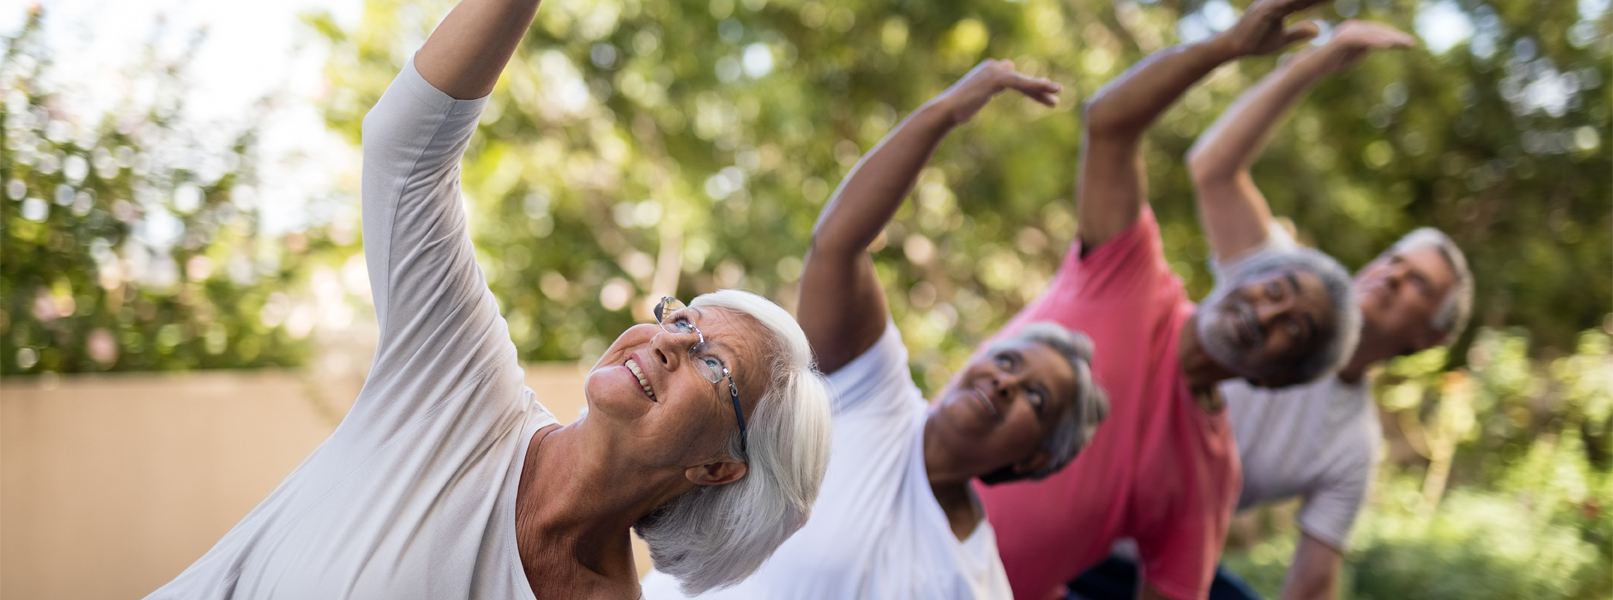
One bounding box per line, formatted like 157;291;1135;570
641;60;1110;600
145;1;831;598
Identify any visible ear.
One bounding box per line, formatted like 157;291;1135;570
685;459;748;486
1012;449;1052;477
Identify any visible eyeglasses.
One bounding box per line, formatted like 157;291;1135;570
653;296;747;455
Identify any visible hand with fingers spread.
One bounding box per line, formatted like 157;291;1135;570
1308;20;1417;72
1216;0;1333;57
935;59;1062;126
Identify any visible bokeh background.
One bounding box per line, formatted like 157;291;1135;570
1;0;1608;597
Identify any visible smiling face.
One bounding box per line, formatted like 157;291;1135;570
583;306;770;469
1196;268;1337;385
1354;244;1458;354
929;340;1079;477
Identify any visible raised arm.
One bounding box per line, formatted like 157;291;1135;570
416;0;543;99
1076;0;1327;250
1186;21;1414;261
354;0;547;420
798;60;1059;373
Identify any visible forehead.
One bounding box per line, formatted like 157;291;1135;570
1291;270;1335;318
686;306;770;382
686;307;762;353
1249;269;1335;317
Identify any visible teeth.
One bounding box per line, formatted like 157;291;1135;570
626;358;656;400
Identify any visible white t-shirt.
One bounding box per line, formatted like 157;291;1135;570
146;59;554;600
1214;229;1381;550
1220;377;1379;549
640;323;1013;600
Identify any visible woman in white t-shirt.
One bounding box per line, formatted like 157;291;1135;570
145;2;831;599
641;61;1110;600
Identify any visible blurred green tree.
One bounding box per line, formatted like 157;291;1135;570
304;0;1607;383
0;8;329;373
1224;323;1612;599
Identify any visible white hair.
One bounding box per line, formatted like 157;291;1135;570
1380;228;1474;346
632;289;833;594
979;322;1109;484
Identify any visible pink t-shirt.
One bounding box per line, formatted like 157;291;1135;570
975;208;1241;600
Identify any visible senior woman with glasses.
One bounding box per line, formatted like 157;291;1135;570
641;60;1110;600
144;1;831;599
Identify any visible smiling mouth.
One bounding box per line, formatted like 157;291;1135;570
625;358;657;401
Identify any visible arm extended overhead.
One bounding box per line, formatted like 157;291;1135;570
1076;0;1329;250
1186;21;1414;261
797;60;1060;373
415;0;543;100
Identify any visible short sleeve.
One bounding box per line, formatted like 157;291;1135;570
1046;206;1178;305
1296;441;1376;550
824;321;918;416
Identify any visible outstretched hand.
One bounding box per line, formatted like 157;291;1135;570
1217;0;1332;57
936;59;1062;126
1311;20;1416;72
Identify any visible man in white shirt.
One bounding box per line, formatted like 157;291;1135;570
1068;20;1474;600
1188;22;1472;600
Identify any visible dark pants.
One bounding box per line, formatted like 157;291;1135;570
1066;556;1263;600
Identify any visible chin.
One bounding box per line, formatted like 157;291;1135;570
1195;320;1262;380
582;367;650;422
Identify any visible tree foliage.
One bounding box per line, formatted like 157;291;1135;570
303;0;1607;385
1;10;324;373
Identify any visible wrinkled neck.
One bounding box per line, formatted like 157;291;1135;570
515;421;692;576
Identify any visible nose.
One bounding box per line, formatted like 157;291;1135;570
992;371;1023;400
1382;263;1408;290
1256;294;1296;328
649;327;698;368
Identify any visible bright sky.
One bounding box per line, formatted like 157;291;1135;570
3;0;365;234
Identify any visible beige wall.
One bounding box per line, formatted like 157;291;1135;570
0;364;646;600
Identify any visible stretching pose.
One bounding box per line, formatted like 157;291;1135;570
973;2;1364;600
146;1;832;598
1178;21;1466;600
641;60;1110;600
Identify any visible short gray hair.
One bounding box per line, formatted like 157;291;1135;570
633;290;833;594
1381;227;1474;346
980;322;1109;484
1222;248;1362;385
